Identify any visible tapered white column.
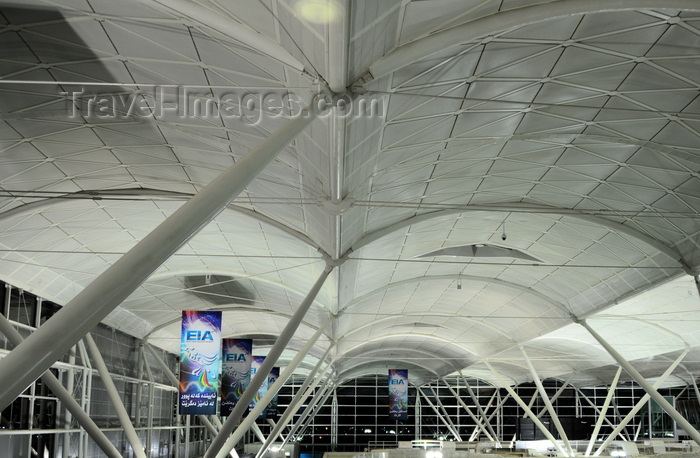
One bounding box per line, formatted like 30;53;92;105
144;343;220;437
585;367;622;456
485;362;569;457
217;318;334;458
459;372;499;440
207;266;334;458
0;314;122;458
419;388;461;441
580;319;700;445
0;105;316;410
256;348;334;458
282;379;336;446
430;385;463;441
588;346;690;455
85;333;147;458
520;346;573;456
442;379;494;441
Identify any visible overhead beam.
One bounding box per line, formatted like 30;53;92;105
0;102;316;410
367;0;700;80
327;0;349;93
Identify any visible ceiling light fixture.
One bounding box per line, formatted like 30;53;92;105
294;0;342;24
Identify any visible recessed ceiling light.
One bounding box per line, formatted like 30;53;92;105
294;0;342;24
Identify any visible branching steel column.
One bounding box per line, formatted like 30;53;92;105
580;320;700;445
85;333;147;458
415;390;421;440
251;423;266;443
521;346;573;456
470;391;507;441
419;388;461;441
592;347;689;456
218;322;334;458
257;354;334;458
575;387;627;441
0;314;122;458
459;372;499;440
283;379;336;447
585;367;622;456
485;361;569;457
208;266;334;458
430;385;463;441
442;379;494;441
144;344;218;437
535;381;570;418
140;346;155;457
0;105;316;410
692;374;700;405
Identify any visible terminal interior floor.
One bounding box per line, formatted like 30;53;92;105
1;0;700;457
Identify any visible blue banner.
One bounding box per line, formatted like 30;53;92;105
220;338;252;416
388;369;408;420
266;367;280;419
179;310;222;415
249;355;267;417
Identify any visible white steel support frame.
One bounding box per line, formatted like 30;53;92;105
589;347;691;455
521;346;574;456
580;320;700;445
144;344;219;438
331;390;338;449
459;372;499;440
485;361;569;457
63;345;77;458
535;381;571;419
692;374;700;405
441;379;494;441
585;367;622;456
429;384;463;442
0;314;122;458
256;351;335;458
251;423;267;443
415;390;421;440
135;347;145;428
419;388;461;441
77;339;93;457
0;104;317;410
470;391;507;442
85;333;148;458
282;378;336;447
140;346;155;457
575;387;628;442
208;270;334;458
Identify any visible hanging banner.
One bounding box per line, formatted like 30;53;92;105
266;367;280;419
388;369;408;420
220;338;252;416
179;310;222;415
249;355;267;417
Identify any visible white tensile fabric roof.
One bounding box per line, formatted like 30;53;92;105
0;0;699;388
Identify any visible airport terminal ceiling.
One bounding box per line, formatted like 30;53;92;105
0;0;699;391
